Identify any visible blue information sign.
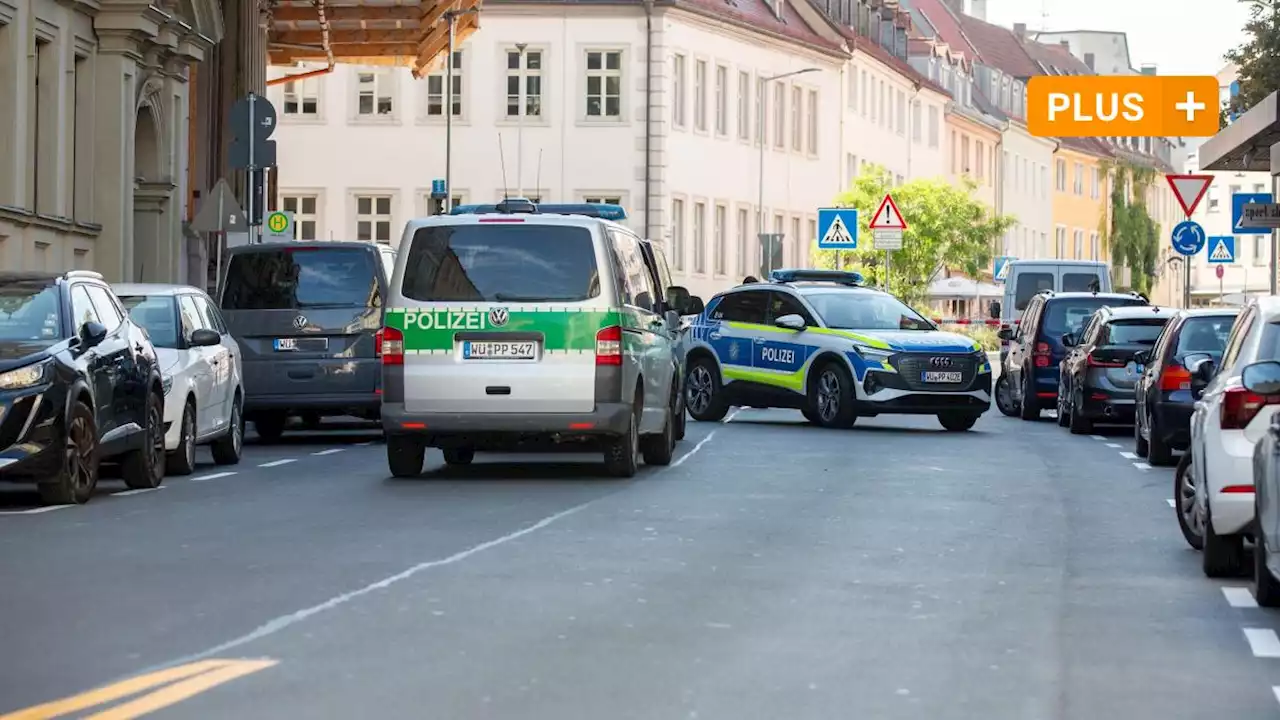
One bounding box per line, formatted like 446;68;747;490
1233;193;1273;235
1207;236;1236;263
993;256;1015;283
1171;220;1207;257
817;208;858;250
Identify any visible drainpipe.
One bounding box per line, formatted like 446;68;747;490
643;0;655;239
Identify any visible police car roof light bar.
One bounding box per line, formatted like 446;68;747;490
450;201;628;221
770;268;865;286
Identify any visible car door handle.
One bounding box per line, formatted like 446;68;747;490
709;332;722;340
754;338;765;344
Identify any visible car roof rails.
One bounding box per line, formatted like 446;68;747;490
64;270;105;280
769;268;865;286
449;199;628;221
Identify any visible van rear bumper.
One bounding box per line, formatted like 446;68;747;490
381;402;632;438
246;392;381;412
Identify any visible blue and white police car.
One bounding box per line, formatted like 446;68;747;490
683;269;992;431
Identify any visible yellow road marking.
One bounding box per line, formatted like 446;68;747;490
0;659;277;720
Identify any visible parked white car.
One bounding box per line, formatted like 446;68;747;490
1186;296;1280;577
115;284;244;475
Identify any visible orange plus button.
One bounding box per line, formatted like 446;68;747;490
1027;75;1220;138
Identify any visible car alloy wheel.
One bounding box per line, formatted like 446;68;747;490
1180;455;1203;538
181;410;196;469
66;414;95;494
147;400;165;479
686;364;715;416
230;405;243;455
817;369;842;422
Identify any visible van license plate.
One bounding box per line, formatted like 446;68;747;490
463;341;536;360
274;337;327;352
922;371;963;383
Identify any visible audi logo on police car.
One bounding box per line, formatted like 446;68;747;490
929;357;953;368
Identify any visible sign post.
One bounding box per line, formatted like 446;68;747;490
868;193;908;293
1166;174;1214;308
191;178;247;292
228;92;279;243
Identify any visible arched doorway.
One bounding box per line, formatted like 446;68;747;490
132;102;168;281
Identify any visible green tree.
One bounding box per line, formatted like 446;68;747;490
1223;0;1280;123
811;166;1014;306
1105;163;1159;295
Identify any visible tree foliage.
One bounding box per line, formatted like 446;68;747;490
1106;163;1159;295
811;166;1014;306
1223;0;1280;122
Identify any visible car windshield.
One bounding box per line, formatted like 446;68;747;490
804;291;934;331
221;248;380;310
119;295;179;348
1104;318;1167;345
0;279;62;342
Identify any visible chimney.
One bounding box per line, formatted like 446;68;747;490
969;0;986;19
1140;63;1157;75
1013;22;1026;39
1059;40;1070;49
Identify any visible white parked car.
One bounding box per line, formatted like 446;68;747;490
1186;296;1280;577
114;284;244;475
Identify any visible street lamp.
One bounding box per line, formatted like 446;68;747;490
443;5;479;213
757;67;820;275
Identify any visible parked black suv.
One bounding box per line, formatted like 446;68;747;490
997;290;1149;419
0;271;166;504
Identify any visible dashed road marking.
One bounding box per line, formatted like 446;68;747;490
191;471;238;483
258;459;296;468
311;449;345;456
1224;586;1260;608
355;441;374;447
1119;451;1139;460
1133;462;1152;471
112;488;164;497
1167;498;1176;507
0;505;71;516
1106;443;1122;448
1244;628;1280;657
1091;435;1107;441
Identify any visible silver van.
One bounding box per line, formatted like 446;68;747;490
218;241;396;440
992;260;1112;360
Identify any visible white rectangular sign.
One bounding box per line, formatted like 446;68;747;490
1239;202;1280;229
873;229;903;250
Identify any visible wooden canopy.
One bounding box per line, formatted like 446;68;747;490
268;0;481;77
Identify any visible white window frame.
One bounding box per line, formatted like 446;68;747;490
670;196;686;272
693;58;708;132
895;88;905;135
692;200;707;274
1090;232;1100;260
501;46;544;124
420;51;466;122
581;47;625;123
350;191;397;244
790;85;802;151
279;191;323;240
736;71;751;141
806;89;818;156
278;66;322;121
860;69;868;117
773;82;785;148
790;216;801;267
755;76;766;145
418;189;469;217
736;205;750;276
911;99;922;142
583;192;625;205
713;203;727;276
1073;228;1084;258
1054;225;1067;258
847;64;857;111
714;64;728;136
806;217;816;266
672;53;687;128
353;68;397;122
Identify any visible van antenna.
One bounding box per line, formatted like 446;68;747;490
534;149;543;202
497;133;511;201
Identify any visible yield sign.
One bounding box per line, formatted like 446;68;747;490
869;193;908;230
1166;174;1214;217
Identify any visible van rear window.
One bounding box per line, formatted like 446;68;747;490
1014;272;1053;310
1062;273;1102;292
400;224;601;302
221;248;378;310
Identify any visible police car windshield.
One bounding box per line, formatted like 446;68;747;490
803;291;934;331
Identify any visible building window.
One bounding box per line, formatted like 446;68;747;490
950;130;957;173
714;64;728;136
1055;159;1066;192
356;69;395;117
71;53;92;221
860;69;867;116
714;204;727;275
975;140;985;180
1090;166;1100;199
585;195;622;205
790;86;802;151
505;48;542;119
895;89;905;135
585;50;623;118
694;59;708;131
281;195;319;240
1073;163;1084;195
737;71;750;140
693;202;707;274
30;37;56;213
671;54;686;127
960;135;970;174
848;65;857;110
283;75;320;117
1090;232;1100;259
736;207;749;275
1055;226;1066;257
773;83;785;148
806;89;818;154
846;153;858;186
755;77;766;144
356;195;393;243
1040;166;1048;199
1073;229;1084;258
911;99;922;142
790;217;801;267
671;198;685;271
806;218;816;265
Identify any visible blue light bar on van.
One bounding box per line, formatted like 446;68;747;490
770;268;865;286
449;202;628;221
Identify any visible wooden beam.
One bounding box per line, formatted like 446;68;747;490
272;6;420;23
272;29;418;45
412;19;476;76
417;0;452;33
272;43;420;60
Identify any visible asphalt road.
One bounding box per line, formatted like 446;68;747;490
2;409;1280;719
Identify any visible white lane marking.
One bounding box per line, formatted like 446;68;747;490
1244;628;1280;657
258;459;297;468
1272;687;1280;707
1091;435;1107;441
1223;587;1260;608
0;505;72;515
1167;498;1176;507
355;441;373;447
113;487;163;497
191;471;238;483
157;501;593;665
724;408;742;423
1133;462;1152;471
672;431;718;468
1105;443;1122;448
1119;451;1139;460
311;449;345;456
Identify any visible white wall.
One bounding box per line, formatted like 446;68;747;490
1034;31;1134;75
998;123;1055;260
839;52;948;190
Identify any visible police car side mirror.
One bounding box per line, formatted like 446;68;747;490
774;314;806;331
687;296;705;315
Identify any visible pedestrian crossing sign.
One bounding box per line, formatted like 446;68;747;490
993;255;1015;282
1207;236;1235;264
817;208;858;250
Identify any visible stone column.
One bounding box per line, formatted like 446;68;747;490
91;34;141;282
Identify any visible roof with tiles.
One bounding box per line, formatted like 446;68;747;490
672;0;846;53
1020;36;1093;76
951;12;1040;78
900;0;977;57
830;25;948;96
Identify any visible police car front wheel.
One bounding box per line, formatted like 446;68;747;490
806;363;857;429
937;413;979;432
686;358;728;422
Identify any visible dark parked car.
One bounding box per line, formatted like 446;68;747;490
1133;308;1237;465
218;241;395;440
997;290;1149;420
1246;360;1280;605
1058;304;1176;434
0;271;166;504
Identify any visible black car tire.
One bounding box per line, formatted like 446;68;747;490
673;392;687;441
39;401;99;505
387;436;425;477
166;402;197;476
995;374;1018;417
685;358;729;422
442;447;475;465
640;395;677;466
1255;517;1280;607
807;362;858;429
1019;369;1040;420
603;402;641;478
122;392;165;490
1057;378;1070;427
1202;500;1246;578
1147;427;1175;466
937;413;979;432
1174;452;1204;550
1068;389;1092;435
253;412;287;442
210;400;244;466
1134;413;1149;457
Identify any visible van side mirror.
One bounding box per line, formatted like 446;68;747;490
997;327;1014;342
687;296;705;315
988;301;1001;319
665;285;690;314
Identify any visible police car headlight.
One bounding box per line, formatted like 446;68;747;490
853;344;894;361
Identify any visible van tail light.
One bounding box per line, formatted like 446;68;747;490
1087;353;1124;368
1033;341;1051;368
595;326;622;365
1160;362;1192;391
1220;386;1280;430
376;326;404;365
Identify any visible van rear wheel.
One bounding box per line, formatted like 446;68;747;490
604;402;641;478
253;412;287;442
387;436;425;477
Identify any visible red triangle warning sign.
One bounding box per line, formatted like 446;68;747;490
1166;174;1214;217
869;194;908;230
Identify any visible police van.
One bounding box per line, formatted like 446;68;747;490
684;270;992;431
378;199;695;478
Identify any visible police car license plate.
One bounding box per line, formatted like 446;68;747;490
922;371;963;383
463;341;535;360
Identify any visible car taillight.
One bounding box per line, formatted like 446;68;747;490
376;326;403;365
1220;386;1280;430
1034;341;1050;367
596;326;622;365
1087;353;1124;368
1159;363;1192;391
